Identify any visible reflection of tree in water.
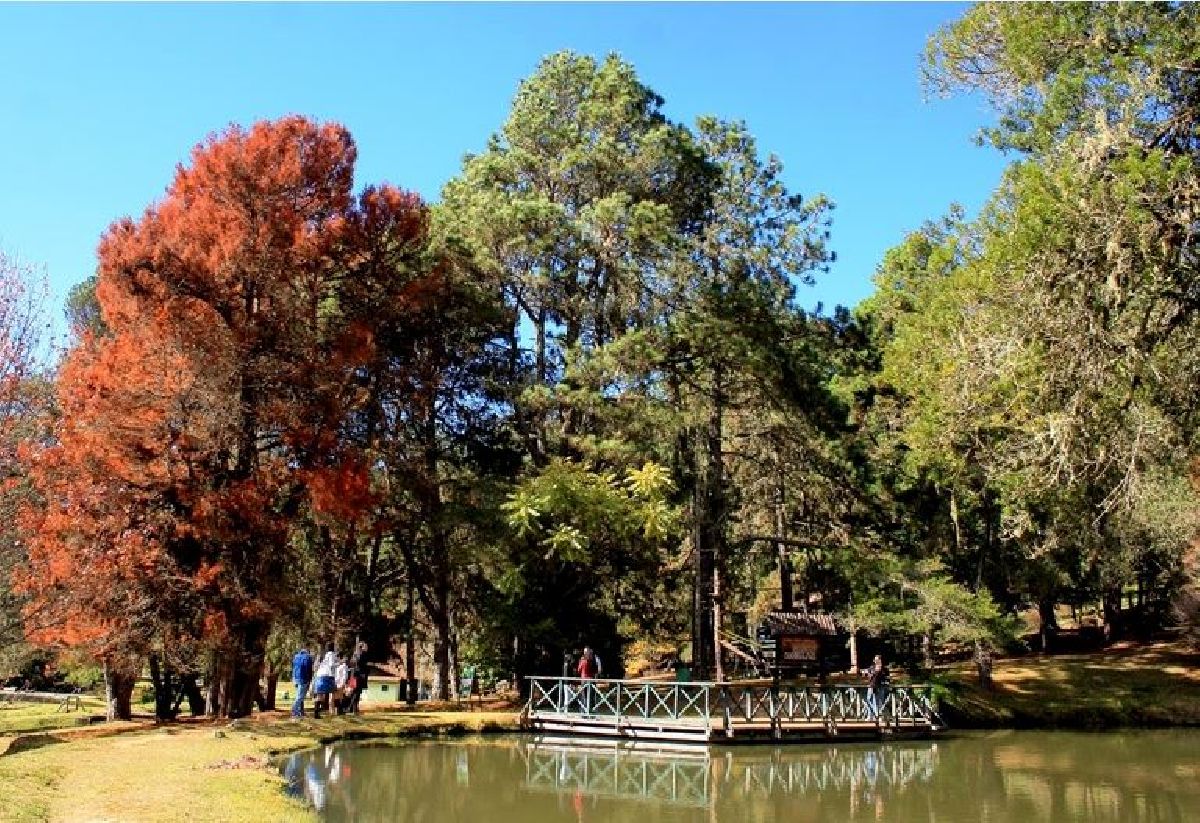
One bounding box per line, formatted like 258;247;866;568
947;731;1200;823
281;731;1200;822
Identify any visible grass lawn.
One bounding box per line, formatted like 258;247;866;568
0;708;520;823
938;639;1200;727
0;699;108;736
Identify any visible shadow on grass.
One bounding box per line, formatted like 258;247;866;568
3;732;68;756
941;641;1200;728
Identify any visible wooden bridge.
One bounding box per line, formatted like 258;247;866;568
522;677;943;743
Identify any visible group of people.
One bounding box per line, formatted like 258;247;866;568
291;641;369;719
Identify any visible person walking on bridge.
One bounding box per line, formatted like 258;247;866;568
577;647;599;715
864;654;889;721
577;647;598;679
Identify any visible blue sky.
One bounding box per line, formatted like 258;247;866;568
0;2;1007;342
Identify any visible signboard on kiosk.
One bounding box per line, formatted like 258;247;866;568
779;636;819;664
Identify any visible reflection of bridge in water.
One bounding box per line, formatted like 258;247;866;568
522;738;940;807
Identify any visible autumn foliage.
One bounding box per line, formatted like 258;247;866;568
18;117;433;716
0;254;49;655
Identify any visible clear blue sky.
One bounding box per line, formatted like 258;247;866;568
0;2;1007;343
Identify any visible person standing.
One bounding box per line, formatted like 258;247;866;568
561;649;578;713
864;654;889;721
291;646;314;718
333;656;349;715
577;647;598;715
313;643;338;719
577;647;598;679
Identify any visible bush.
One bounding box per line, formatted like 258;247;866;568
64;664;105;692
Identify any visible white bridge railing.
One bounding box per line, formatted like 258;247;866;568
524;677;942;736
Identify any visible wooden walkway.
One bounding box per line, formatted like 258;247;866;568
522;677;943;743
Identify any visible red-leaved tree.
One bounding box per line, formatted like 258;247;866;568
1;253;49;663
19;118;432;717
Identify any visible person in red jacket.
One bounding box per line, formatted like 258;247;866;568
577;647;598;679
576;647;598;715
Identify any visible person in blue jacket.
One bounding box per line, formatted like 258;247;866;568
292;646;314;718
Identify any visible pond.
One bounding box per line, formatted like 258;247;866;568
281;730;1200;822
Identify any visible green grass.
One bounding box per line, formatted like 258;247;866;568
0;709;521;823
938;639;1200;728
0;699;107;735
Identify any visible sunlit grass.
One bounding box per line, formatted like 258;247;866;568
0;709;520;823
0;699;106;736
941;640;1200;726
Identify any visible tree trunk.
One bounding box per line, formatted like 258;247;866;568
104;660;136;722
1103;589;1122;642
432;603;451;701
776;480;792;612
848;632;859;674
511;634;522;698
949;488;963;557
264;666;278;712
692;481;714;678
214;622;269;718
1038;598;1058;653
692;374;727;681
707;378;726;683
181;673;205;717
148;653;176;721
974;641;993;690
532;305;549;461
406;576;417;705
713;571;724;683
205;659;222;717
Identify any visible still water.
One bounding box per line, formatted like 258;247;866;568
282;730;1200;822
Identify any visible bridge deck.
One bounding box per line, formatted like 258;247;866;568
523;677;942;743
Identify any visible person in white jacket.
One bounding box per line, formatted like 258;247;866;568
334;659;349;715
313;643;338;718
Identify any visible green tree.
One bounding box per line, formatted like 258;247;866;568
439;50;714;463
65;275;106;340
922;3;1200;629
571;117;837;678
438;52;718;681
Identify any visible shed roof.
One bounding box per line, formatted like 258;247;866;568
764;611;841;636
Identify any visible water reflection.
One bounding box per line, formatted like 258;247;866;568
282;730;1200;822
522;738;938;807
